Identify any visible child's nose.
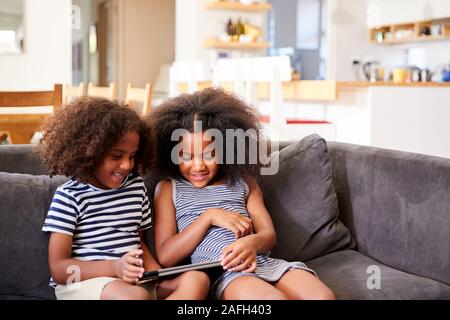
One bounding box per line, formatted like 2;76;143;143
120;158;132;170
192;157;206;170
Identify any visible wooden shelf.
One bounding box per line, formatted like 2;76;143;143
204;38;269;49
369;17;450;44
205;1;272;12
370;34;450;45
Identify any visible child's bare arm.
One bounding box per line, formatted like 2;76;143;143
221;178;277;271
203;208;253;238
48;233;144;284
139;231;161;271
153;180;213;267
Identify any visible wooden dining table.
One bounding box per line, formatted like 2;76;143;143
0;107;53;144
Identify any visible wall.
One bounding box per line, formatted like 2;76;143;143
0;0;71;90
367;0;450;26
326;0;404;80
116;0;175;99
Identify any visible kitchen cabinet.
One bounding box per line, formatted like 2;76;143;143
369;17;450;45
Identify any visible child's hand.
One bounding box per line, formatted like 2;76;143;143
221;237;257;273
113;249;145;283
204;208;253;239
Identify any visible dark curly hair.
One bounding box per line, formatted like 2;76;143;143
35;97;151;183
145;88;267;183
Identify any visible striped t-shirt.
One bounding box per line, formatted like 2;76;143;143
42;173;151;262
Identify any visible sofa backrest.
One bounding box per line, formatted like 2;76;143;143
327;142;450;285
0;145;47;175
0;172;68;299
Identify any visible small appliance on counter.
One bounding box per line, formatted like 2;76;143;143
442;65;450;82
362;61;385;82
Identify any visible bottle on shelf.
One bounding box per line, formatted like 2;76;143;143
235;18;245;38
226;18;235;36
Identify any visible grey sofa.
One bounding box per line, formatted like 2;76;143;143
0;138;449;300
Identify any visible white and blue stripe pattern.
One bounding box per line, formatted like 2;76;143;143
172;178;317;299
43;173;151;263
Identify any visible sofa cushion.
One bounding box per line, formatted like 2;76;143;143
307;250;450;299
0;172;68;299
259;134;354;262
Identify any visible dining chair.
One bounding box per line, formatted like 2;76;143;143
63;82;87;104
87;82;117;100
0;84;63;144
125;83;152;115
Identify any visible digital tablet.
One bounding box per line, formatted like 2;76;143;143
137;260;223;284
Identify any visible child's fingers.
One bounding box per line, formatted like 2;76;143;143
122;275;139;284
126;265;144;275
240;261;257;273
225;252;250;271
221;247;237;267
228;260;252;272
238;220;252;236
127;249;143;258
124;267;143;280
225;223;242;239
125;252;144;266
233;222;247;237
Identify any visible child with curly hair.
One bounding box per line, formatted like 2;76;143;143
37;97;210;300
147;88;335;300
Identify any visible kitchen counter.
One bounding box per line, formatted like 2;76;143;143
182;81;450;102
337;81;450;88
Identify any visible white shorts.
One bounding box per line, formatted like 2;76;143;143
55;277;158;300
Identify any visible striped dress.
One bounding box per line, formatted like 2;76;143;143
172;178;316;299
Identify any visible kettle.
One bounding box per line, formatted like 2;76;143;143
410;66;422;82
362;61;380;81
420;68;433;82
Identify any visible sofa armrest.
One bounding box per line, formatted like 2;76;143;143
328;142;450;285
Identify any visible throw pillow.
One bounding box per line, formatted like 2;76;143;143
259;134;355;262
0;172;68;299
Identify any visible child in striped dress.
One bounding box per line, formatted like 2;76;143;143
148;88;335;300
38;97;210;300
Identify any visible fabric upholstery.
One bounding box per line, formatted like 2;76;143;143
0;145;47;175
327;142;450;285
307;250;450;299
259;134;354;262
1;141;449;300
0;172;68;299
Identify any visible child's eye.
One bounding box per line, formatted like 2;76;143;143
203;153;214;160
182;154;192;161
111;154;121;160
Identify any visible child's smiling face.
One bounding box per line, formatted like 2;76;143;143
89;130;140;189
178;131;220;188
